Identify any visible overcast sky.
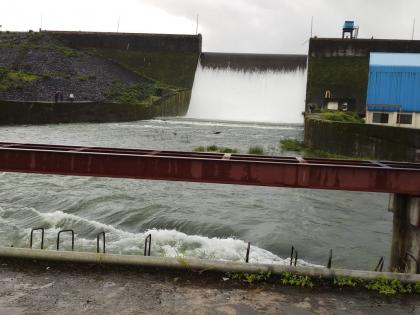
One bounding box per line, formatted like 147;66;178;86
1;0;419;53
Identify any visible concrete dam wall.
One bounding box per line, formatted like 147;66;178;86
188;52;308;123
304;116;420;162
200;52;307;72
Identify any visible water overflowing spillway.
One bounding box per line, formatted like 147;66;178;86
187;53;308;123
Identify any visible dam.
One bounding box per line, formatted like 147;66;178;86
187;52;307;123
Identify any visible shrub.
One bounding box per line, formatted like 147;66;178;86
206;145;219;152
248;145;264;155
219;147;238;154
280;139;305;152
193;146;205;152
319;111;364;124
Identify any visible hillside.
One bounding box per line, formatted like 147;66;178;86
0;31;198;105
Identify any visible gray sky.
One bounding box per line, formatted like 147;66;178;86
1;0;419;53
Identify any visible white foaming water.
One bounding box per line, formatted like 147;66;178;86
0;205;317;267
187;65;307;124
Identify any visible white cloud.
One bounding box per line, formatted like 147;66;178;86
0;0;419;53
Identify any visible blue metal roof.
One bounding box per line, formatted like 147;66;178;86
366;53;420;112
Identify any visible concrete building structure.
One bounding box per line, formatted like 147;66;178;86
366;53;420;129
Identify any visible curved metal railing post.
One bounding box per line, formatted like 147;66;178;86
327;249;333;269
144;234;152;256
30;228;45;249
374;256;384;272
96;232;106;254
56;229;75;251
245;242;251;263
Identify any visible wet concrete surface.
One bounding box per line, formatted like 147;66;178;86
0;259;419;315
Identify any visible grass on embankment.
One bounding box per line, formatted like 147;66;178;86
280;139;372;160
0;67;39;91
318;111;364;124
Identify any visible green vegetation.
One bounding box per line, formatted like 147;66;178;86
85;48;199;88
333;276;363;288
248;145;265;155
193;146;206;152
0;35;81;58
193;145;239;154
207;144;218;152
280;272;314;288
279;138;372;160
229;271;271;284
77;75;96;81
106;81;163;105
306;56;369;106
0;67;39;91
365;277;414;296
224;271;420;296
279;139;305;152
319;111;364;123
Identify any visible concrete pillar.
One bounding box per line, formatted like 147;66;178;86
389;194;420;273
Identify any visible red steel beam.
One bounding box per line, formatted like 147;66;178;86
0;142;419;195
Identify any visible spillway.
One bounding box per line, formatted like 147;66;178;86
187;53;307;124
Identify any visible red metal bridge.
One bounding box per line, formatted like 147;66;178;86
0;142;419;195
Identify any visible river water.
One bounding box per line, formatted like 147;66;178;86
0;118;390;270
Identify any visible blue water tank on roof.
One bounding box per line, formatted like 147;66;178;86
343;21;355;30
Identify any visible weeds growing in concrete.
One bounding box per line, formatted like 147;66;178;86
228;271;271;284
280;272;314;288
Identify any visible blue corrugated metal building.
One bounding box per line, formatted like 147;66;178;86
366;53;420;128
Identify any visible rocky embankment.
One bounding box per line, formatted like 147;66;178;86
0;32;171;104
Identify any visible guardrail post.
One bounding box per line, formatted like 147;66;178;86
30;228;45;249
96;232;105;254
57;230;75;251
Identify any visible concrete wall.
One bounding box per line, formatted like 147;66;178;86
47;31;202;89
47;31;202;54
200;52;307;71
304;116;420;162
0;90;191;125
306;38;420;113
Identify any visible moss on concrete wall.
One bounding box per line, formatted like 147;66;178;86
306;56;369;113
47;31;201;89
304;116;420;162
0;90;191;125
87;49;198;89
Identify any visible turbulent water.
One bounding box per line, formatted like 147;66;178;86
187;66;307;124
0;119;391;269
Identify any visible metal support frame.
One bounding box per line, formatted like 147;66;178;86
0;142;419;195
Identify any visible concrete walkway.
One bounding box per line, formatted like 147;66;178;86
0;259;419;315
